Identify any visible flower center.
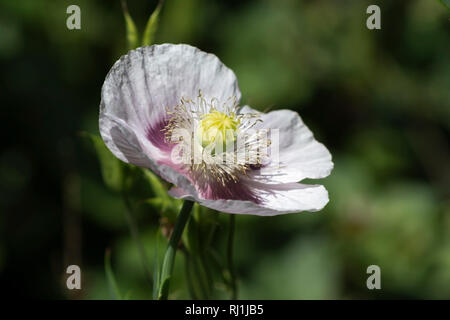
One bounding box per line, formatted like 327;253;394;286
197;109;240;148
163;93;269;187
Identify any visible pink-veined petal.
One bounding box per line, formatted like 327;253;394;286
169;179;329;216
99;113;198;196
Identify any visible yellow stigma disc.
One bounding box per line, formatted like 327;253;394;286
197;109;239;148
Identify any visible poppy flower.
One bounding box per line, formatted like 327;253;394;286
100;44;333;216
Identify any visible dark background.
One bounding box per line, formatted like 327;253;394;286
1;0;449;299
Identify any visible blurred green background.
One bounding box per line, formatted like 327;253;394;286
1;0;449;299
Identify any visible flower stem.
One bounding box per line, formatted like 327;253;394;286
181;248;198;300
158;200;194;300
227;214;238;299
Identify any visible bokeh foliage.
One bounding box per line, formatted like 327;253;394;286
0;0;449;299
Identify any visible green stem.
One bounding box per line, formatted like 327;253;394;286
227;214;238;299
104;248;122;300
192;254;210;299
122;194;153;287
158;200;194;299
182;248;198;300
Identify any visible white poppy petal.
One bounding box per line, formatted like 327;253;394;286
99;113;198;196
169;180;329;216
100;44;241;133
239;105;333;183
100;44;242;188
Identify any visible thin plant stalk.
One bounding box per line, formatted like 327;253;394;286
227;214;238;299
158;200;194;299
123;193;153;287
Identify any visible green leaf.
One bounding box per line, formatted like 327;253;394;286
439;0;450;9
105;249;122;300
142;0;163;46
208;247;230;287
152;230;161;300
183;251;199;299
123;291;133;300
143;197;164;210
157;276;171;300
121;0;139;50
182;206;212;298
141;169;168;200
183;204;200;253
141;169;180;220
81;132;124;192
